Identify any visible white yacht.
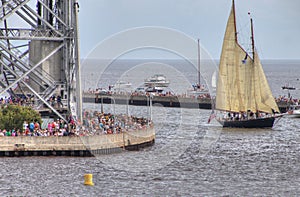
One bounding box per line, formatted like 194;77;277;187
111;81;132;92
285;105;300;118
144;74;170;87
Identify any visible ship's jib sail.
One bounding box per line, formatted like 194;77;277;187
215;0;279;114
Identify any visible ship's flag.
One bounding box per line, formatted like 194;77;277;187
242;53;248;64
207;111;216;124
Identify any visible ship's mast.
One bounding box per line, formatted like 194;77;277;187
232;0;238;42
249;12;258;113
197;39;201;86
250;13;255;60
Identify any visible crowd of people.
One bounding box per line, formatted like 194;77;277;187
0;95;35;106
0;119;74;137
219;111;273;122
275;95;299;105
0;99;152;137
82;110;152;135
85;86;211;100
0;112;152;137
0;95;64;108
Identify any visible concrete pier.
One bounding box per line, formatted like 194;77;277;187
83;93;292;112
0;128;155;157
83;93;212;109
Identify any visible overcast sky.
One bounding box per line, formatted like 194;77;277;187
78;0;300;60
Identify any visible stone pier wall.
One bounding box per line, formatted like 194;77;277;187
0;128;155;156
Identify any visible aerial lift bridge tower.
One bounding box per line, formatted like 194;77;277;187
0;0;82;122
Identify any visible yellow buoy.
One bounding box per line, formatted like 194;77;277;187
84;174;94;186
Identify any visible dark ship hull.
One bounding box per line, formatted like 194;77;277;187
218;117;276;128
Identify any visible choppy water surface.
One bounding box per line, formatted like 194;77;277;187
1;60;300;196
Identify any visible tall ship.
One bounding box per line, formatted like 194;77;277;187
213;0;282;128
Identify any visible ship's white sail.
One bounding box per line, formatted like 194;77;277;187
215;0;279;114
211;71;217;89
252;51;279;113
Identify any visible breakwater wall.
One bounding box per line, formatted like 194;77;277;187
83;93;291;112
83;93;212;109
0;128;155;157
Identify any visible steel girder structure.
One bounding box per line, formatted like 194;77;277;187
0;0;82;122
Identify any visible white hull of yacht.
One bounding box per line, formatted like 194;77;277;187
285;110;300;118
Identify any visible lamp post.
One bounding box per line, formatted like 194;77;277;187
150;93;153;122
109;96;116;133
101;96;104;113
126;92;130;117
120;88;130;117
146;93;153;126
146;94;149;125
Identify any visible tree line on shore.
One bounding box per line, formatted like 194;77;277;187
0;104;42;131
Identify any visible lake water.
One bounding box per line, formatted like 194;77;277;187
1;59;300;196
